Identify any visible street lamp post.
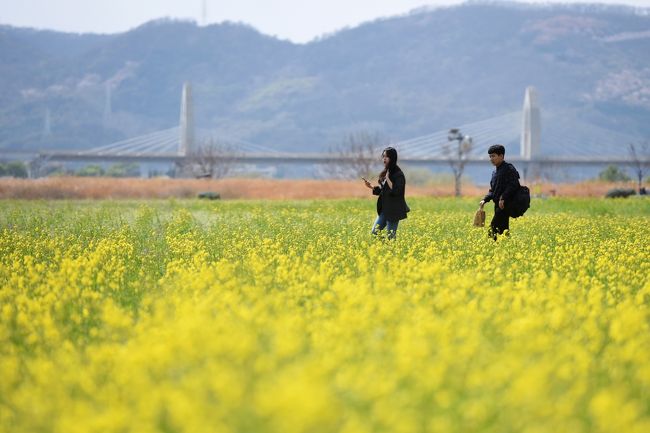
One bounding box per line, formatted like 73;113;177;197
445;128;473;197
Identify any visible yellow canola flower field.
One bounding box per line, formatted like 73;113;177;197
0;198;649;433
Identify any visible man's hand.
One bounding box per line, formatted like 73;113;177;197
498;198;505;210
479;200;485;209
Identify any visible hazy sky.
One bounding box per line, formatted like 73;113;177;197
1;0;649;43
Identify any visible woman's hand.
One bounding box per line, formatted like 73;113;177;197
385;170;393;189
362;177;373;189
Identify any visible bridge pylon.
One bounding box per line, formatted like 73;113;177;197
103;82;113;128
179;82;195;156
521;86;540;160
520;86;541;181
42;108;52;139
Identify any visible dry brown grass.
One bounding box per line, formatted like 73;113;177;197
524;181;641;198
0;176;639;200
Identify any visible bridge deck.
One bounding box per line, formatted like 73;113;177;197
29;151;647;166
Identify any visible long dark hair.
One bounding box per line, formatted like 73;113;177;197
379;147;398;182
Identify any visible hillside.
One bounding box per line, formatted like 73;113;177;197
1;1;649;153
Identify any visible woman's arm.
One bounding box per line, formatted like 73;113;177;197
363;178;381;195
388;173;405;196
385;172;393;190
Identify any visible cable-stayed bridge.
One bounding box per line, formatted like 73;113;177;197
38;113;643;167
64;127;278;160
32;85;648;169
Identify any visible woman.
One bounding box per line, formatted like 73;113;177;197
363;147;408;239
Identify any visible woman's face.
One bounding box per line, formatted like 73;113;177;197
382;153;390;167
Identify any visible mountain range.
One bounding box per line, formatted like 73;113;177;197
1;1;649;155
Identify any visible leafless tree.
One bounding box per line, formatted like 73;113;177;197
27;155;52;179
628;140;650;194
327;131;386;179
443;128;473;197
183;138;238;179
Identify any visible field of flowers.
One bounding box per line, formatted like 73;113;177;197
1;197;649;433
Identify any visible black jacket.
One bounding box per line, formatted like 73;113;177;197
483;161;521;205
372;166;408;221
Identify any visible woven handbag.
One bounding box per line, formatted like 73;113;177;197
473;209;486;227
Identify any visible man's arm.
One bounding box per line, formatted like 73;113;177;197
482;172;495;203
480;171;496;208
482;190;494;203
501;166;520;201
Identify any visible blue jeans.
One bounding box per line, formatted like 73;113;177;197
371;213;399;239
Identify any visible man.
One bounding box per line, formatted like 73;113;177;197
479;144;521;239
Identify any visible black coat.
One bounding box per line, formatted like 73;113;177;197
372;167;408;221
483;161;521;205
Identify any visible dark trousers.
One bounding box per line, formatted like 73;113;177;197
489;205;510;239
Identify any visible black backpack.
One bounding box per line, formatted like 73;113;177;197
509;185;530;218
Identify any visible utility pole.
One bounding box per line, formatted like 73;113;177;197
445;128;473;197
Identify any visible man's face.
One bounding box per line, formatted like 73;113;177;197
489;153;504;166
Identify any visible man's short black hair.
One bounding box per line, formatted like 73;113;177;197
488;144;505;155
